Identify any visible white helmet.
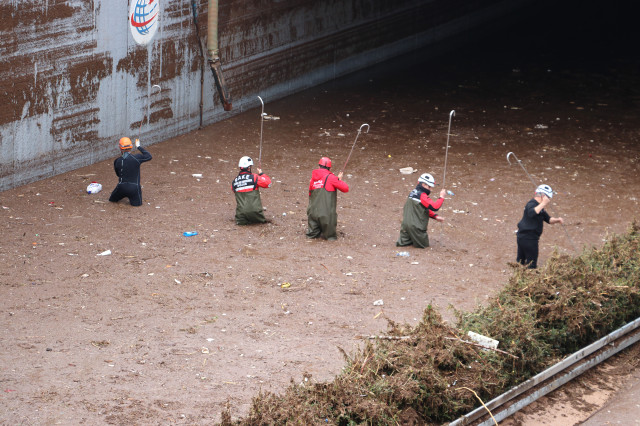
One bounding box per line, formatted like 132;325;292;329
536;184;553;198
418;173;435;187
238;156;253;168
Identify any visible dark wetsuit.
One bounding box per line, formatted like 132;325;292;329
108;147;152;206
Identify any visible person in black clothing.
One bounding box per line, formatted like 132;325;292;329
109;137;152;206
516;184;564;268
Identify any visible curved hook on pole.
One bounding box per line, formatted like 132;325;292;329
506;151;537;187
257;95;265;115
149;84;162;125
341;123;370;175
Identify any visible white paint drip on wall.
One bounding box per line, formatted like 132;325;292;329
159;9;164;79
21;102;30;121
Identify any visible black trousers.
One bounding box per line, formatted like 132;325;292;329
516;236;539;269
109;183;142;206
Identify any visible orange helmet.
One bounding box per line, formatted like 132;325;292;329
119;137;133;151
319;157;332;168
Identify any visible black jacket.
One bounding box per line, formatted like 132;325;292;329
517;198;550;240
114;147;152;185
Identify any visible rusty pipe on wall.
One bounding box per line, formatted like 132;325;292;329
190;0;205;127
208;0;232;111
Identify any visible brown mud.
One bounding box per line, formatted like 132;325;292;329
1;8;639;425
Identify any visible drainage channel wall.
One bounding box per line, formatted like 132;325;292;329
0;0;529;191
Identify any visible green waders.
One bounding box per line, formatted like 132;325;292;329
235;190;267;225
396;197;431;248
306;187;338;240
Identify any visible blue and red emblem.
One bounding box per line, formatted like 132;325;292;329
129;0;160;45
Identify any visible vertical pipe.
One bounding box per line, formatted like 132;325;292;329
207;0;219;59
199;58;204;128
190;0;205;127
207;0;232;111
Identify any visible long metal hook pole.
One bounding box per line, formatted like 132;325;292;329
506;151;578;252
442;110;455;189
506;152;538;188
138;84;162;140
257;96;266;169
340;123;369;175
440;110;455;239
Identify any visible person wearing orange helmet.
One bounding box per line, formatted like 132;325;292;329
396;173;446;248
108;137;152;206
306;156;349;240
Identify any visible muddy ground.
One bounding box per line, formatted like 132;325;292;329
1;10;639;425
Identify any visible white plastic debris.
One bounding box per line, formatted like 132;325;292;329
373;299;384;306
97;250;111;256
192;174;203;178
86;182;102;194
399;167;416;175
467;331;499;349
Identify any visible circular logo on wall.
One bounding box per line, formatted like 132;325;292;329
129;0;160;45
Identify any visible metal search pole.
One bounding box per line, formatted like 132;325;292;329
442;110;455;189
440;110;455;239
257;96;266;169
340;123;370;175
137;84;162;141
507;152;578;252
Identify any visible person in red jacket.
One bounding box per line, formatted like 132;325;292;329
231;156;271;225
306;157;349;240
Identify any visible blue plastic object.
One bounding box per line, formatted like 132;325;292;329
183;231;198;237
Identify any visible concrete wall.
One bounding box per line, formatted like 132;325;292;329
0;0;530;191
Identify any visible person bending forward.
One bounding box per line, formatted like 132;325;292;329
396;173;446;248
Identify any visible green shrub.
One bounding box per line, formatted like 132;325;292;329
220;222;640;425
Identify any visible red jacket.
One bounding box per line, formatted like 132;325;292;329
408;185;443;219
420;192;443;219
308;168;349;195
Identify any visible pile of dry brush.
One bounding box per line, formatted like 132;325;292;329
220;222;640;425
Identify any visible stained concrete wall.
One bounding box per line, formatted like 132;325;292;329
0;0;530;191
